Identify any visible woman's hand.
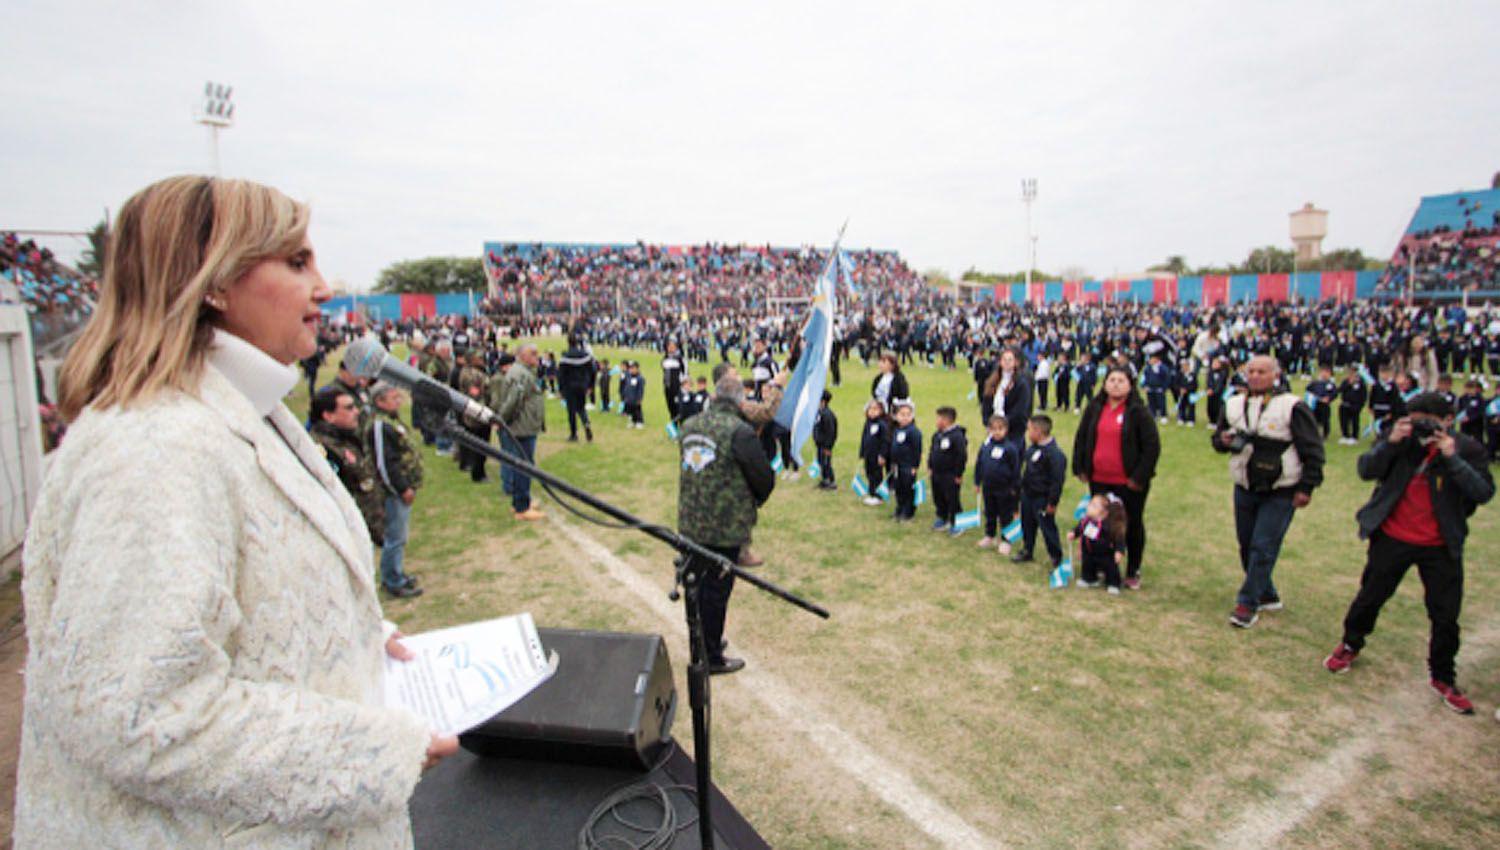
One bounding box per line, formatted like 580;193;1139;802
424;734;459;771
385;631;414;661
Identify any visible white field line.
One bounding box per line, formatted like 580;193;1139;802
550;516;1001;850
1215;624;1500;850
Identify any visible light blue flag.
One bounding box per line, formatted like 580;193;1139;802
952;509;981;532
1489;398;1500;419
1221;386;1235;401
852;474;869;497
1362;420;1377;438
770;453;784;473
1402;388;1420;403
1358;364;1374;384
1189;392;1201;404
966;389;976;401
1304;392;1317;412
1002;518;1023;543
609;366;622;378
807;461;821;479
1072;492;1090;521
774;232;843;469
876;480;890;500
914;480;927;506
665;421;680;441
1049;558;1073;589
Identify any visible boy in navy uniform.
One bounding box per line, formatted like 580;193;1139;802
1143;353;1171;422
1337;364;1368;445
597;358;613;411
1306;364;1338;440
621;361;646;428
1174;358;1198;427
889;401;922;522
1456;378;1486;443
1074;353;1097;412
1054;353;1072;414
973;416;1021;553
927;406;968;534
1368;365;1399;437
813;390;838;491
676;376;703;421
1013;415;1067;567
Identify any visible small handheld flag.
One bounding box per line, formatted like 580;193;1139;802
807;461;821;479
852;474;869;497
952;509;981;532
1189;392;1201;405
914;480;927;507
876;481;890;500
665;422;680;441
1072;492;1090;521
1002;518;1022;543
1049;559;1073;589
1303;392;1317;412
770;454;784;473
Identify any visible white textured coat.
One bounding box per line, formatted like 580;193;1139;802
16;366;430;849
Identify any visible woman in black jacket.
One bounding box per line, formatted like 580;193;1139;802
870;352;910;410
1072;366;1162;588
982;347;1033;452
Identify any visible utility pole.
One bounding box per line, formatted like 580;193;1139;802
1021;178;1038;289
195;82;234;176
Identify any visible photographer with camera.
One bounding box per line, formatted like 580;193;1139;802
1213;356;1325;629
1322;393;1494;714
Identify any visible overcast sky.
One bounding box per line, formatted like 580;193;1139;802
3;1;1498;289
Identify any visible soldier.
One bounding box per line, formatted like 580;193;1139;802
421;339;455;455
456;349;491;482
308;386;384;548
369;382;424;598
677;374;776;676
314;347;372;432
493;343;547;521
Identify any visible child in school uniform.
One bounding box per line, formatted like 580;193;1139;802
1487;385;1500;462
1306;364;1338;440
813;390;838;491
973;416;1021;555
1336;364;1367;445
1034;356;1052;411
1367;365;1399;437
1013;415;1067;567
859;400;890;506
889;401;922;522
1174;358;1198;427
596;358;613;411
1053;353;1072;414
1457;378;1487;444
1143;353;1171;423
676;376;703;422
1070;494;1128;595
928;406;968;534
1073;353;1097;413
621;361;646;428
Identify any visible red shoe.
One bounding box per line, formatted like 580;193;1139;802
1323;643;1358;673
1229;604;1258;629
1430;680;1475;715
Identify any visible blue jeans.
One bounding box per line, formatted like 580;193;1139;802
500;432;537;512
1233;486;1296;607
380;494;411;590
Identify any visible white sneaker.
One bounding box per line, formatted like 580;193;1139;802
997;541;1013;556
1076;578;1099;588
862;496;883;507
1107;586;1121;596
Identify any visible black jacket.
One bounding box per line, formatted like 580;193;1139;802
928;425;968;477
973;436;1021;491
1337;377;1367;409
860;418;891;461
1355;432;1494;559
985;371;1033;437
813;406;838;449
1071;393;1161;492
889;423;923;469
621;374;646;404
557;346;595;394
870;371;910;406
1021;439;1068;506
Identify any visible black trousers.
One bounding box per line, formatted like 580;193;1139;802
1020;491;1063;564
689;543;740;666
625;402;643;425
1313;404;1331;439
1088;481;1148;578
1177;393;1197;423
863;456;885;494
1338;405;1361;440
981;487;1016;537
1341;531;1464;685
1147;390;1168;419
1037;382;1049;410
1055;377;1071;409
1076;383;1095;409
776;425;798;470
460;422;491;481
1207;393;1224;428
1080;551;1121;589
817;447;834;484
664;386;679;420
893;466;916;518
932;475;960;522
563;390;590;437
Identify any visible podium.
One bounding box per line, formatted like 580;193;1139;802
410;745;770;849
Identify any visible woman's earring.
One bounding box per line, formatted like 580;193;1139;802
205;295;225;310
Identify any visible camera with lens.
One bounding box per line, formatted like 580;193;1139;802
1222;430;1250;453
1409;418;1440;441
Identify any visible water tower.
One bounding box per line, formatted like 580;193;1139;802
1289;202;1327;262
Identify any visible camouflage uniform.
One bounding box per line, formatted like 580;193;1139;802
678;397;776;665
371;407;424;494
456;361;492;481
309;419;385;545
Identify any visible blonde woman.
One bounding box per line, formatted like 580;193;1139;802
17;176;456;849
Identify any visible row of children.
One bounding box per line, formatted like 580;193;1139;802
1304;364;1500;454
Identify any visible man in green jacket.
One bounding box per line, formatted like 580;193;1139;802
678;374;776;675
493;343;547;520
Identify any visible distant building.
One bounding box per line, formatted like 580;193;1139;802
1289;203;1328;262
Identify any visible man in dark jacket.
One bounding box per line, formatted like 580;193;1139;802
557;336;595;442
1213;356;1325;628
678;375;776;676
1323;393;1494;714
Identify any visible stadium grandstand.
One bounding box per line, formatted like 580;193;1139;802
0;232;97;352
1377;187;1500;296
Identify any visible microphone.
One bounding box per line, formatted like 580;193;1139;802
343;336;497;425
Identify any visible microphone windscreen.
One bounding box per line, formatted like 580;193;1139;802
344;337;388;380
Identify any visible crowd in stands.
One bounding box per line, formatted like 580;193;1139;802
0;233;98;319
1379;193;1500;294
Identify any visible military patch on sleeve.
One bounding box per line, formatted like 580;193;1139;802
681;434;717;473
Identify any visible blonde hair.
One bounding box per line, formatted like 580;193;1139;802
58;176;309;421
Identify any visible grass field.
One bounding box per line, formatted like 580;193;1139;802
292;341;1500;849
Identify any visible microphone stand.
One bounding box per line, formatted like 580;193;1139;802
433;411;829;850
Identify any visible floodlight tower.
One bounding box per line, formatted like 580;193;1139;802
196;82;235;176
1021;178;1038;288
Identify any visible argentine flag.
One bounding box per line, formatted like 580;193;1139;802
774;235;844;468
1072;492;1090;521
665;421;680;441
807;461;821;479
1049;558;1073;589
914;480;927;506
1303;392;1317;412
1002;518;1022;543
952;509;981;532
770;453;784;473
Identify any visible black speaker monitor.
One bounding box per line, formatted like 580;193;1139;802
459;627;676;771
